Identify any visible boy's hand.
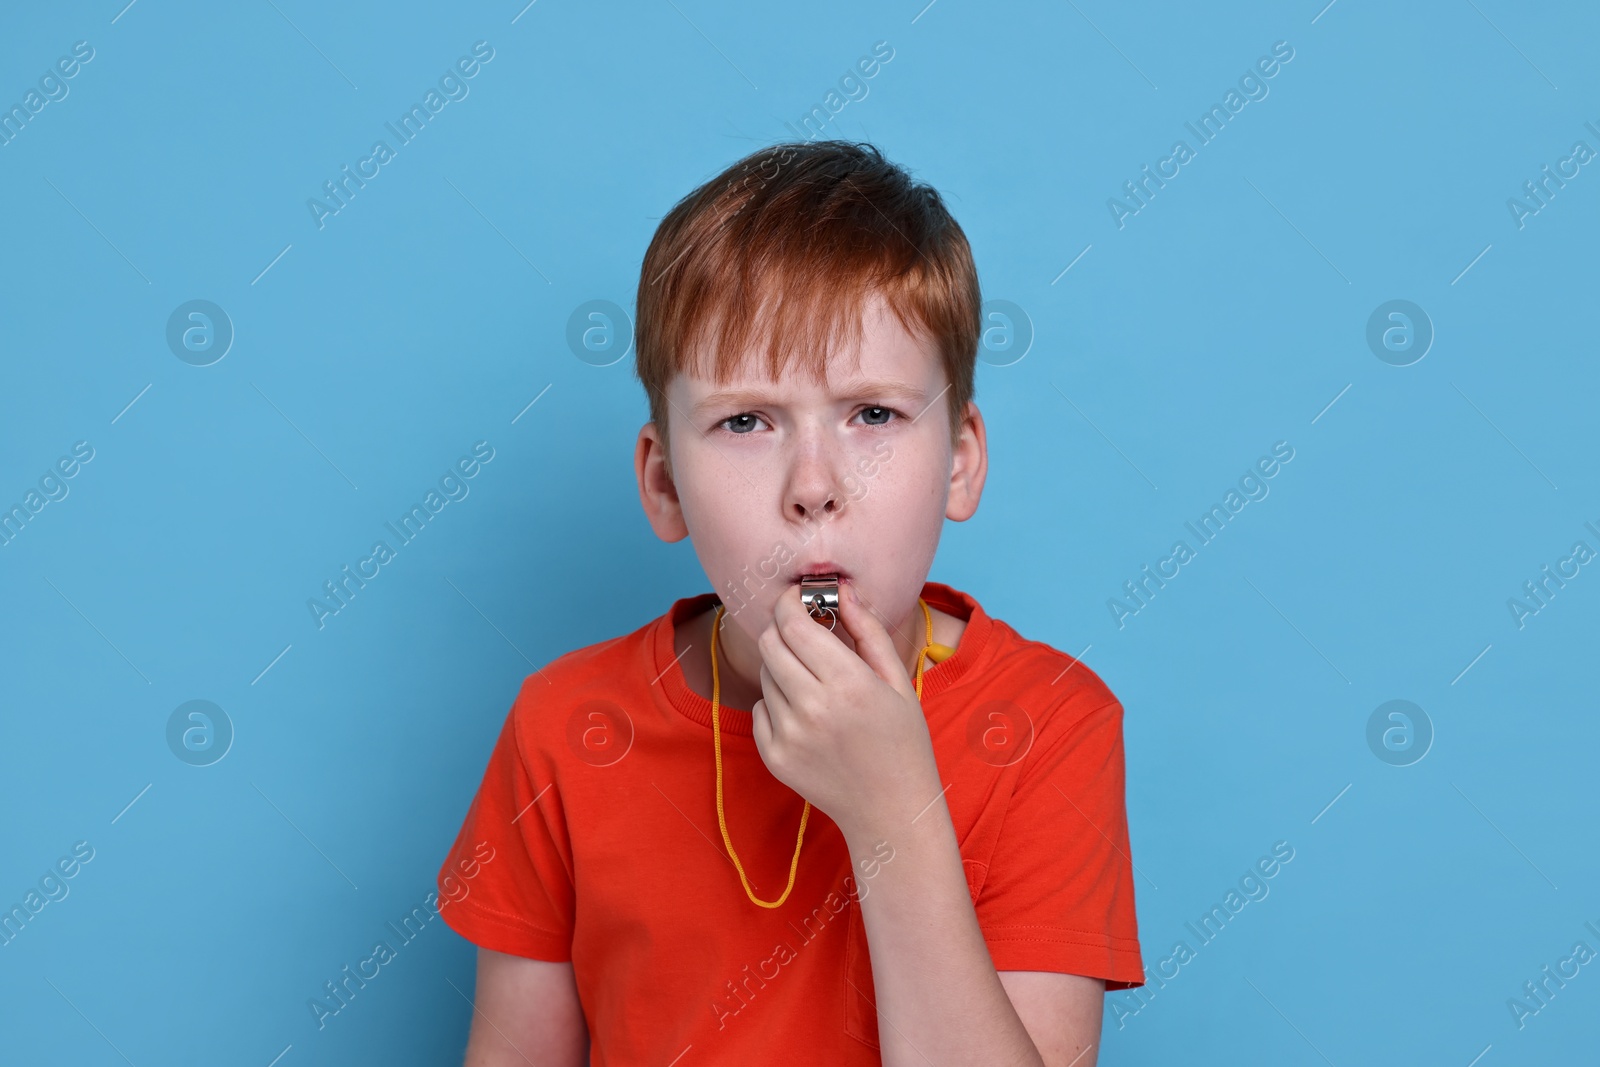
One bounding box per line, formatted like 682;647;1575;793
749;580;944;845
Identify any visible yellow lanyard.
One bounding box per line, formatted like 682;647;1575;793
710;596;952;908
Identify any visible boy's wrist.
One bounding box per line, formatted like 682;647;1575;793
837;775;955;874
833;753;948;849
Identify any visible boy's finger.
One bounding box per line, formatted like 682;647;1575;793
836;581;913;692
760;615;820;699
757;662;792;725
750;697;775;758
751;666;787;751
772;584;840;676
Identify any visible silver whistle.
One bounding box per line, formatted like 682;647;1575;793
798;575;840;631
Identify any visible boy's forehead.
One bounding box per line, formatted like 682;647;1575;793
675;301;942;404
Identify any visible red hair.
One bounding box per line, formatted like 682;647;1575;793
633;140;980;459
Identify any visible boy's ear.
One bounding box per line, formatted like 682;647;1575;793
635;421;689;542
945;400;987;522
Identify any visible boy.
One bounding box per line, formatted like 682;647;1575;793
437;140;1144;1065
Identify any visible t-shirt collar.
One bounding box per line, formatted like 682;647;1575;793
651;581;994;736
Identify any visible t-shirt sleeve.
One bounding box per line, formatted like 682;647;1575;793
975;694;1145;990
436;689;575;961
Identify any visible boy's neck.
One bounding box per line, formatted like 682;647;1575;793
674;596;967;713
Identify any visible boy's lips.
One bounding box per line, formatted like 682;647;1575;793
788;562;849;584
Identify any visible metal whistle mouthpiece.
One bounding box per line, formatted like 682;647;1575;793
798;574;840;631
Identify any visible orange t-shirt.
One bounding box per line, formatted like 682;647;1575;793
437;581;1144;1063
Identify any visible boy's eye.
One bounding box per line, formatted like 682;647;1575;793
858;406;896;426
715;406;901;435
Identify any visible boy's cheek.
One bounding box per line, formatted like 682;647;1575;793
862;439;895;476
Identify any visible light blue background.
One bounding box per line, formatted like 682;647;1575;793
2;1;1596;1064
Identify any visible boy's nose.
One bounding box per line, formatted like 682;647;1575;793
785;453;846;521
790;486;840;521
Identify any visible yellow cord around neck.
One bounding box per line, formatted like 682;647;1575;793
711;596;950;908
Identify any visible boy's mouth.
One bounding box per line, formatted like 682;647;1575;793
788;562;848;584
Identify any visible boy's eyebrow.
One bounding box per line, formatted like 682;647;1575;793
691;378;927;416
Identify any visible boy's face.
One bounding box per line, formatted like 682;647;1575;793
635;291;987;655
